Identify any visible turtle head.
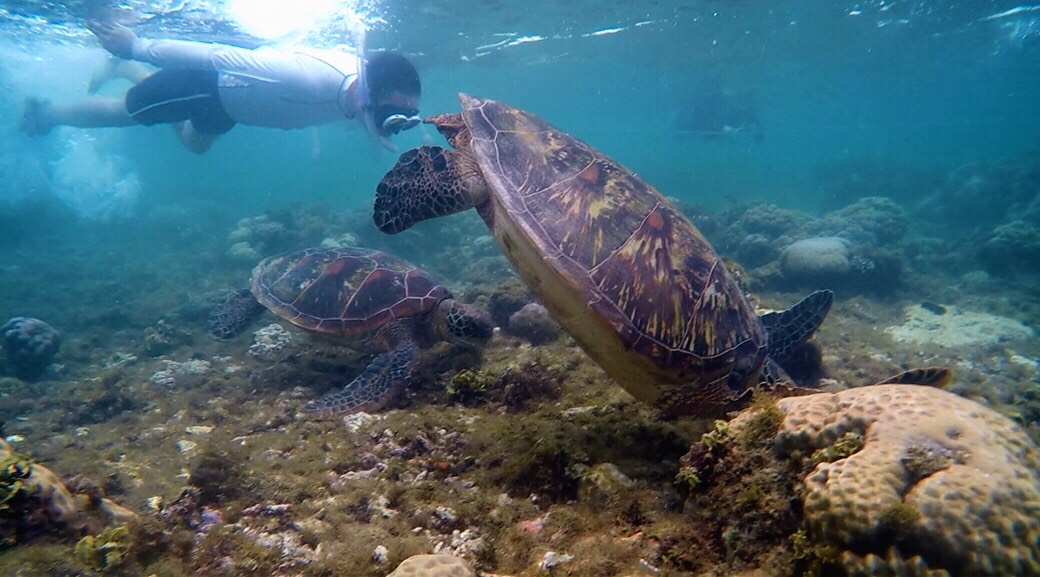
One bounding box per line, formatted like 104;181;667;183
432;298;493;348
374;145;487;234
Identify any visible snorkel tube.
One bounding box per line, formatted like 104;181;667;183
355;29;399;152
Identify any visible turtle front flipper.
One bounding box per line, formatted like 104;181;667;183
302;339;419;418
759;289;833;366
373;146;487;234
208;288;264;340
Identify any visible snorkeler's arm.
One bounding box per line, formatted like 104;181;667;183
130;38;225;70
88;20;220;70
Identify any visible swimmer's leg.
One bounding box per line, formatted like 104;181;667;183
20;96;136;136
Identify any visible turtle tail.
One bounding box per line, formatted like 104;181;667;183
759;289;833;368
373;146;486;234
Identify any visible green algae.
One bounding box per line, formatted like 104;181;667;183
810;431;864;465
191;526;283;576
879;502;921;534
789;528;842;577
737;393;785;449
674;466;701;492
75;525;131;572
700;420;732;452
470;404;689;502
446;368;496;404
0;453;32;515
0;543;84;577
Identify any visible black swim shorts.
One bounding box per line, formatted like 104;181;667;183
125;69;236;135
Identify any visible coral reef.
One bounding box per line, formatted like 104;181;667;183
248;323;295;362
1;317;61;382
683;384;1040;577
712;199;907;295
716;203;810;267
2;192;1039;577
780;237;851;283
885;303;1034;348
1;439;134;548
805;196;908;246
387;554;475;577
149;359;212;388
781;385;1040;576
917;160;1040;233
320;231;359;249
142;319;189;357
0;440;77;541
980;220;1040;275
225;215;290;262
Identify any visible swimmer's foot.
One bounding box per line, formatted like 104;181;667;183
19;97;54;137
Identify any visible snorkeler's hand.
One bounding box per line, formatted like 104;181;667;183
87;20;137;60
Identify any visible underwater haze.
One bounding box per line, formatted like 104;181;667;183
1;1;1039;576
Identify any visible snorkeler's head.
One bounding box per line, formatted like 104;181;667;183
362;52;421;137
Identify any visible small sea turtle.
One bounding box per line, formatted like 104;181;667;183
373;94;832;417
219;247;492;416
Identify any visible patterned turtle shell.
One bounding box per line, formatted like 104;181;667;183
250;247;450;337
460;96;767;404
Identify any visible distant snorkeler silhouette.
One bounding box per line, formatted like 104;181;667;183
675;90;763;142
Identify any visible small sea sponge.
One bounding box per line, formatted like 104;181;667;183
386;554;475;577
768;385;1040;577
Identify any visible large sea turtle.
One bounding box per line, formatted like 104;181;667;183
372;94;832;418
245;247;492;416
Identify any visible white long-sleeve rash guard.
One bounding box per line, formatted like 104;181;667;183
131;38;360;130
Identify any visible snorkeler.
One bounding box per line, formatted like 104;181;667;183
19;21;421;153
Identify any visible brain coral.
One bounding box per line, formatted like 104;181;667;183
771;385;1040;577
386;555;475;577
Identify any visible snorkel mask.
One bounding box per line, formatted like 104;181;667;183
379;109;421;134
355;33;420;150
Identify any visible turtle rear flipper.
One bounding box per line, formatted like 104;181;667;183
302;339;418;418
760;289;833;367
208;288;264;340
373;145;487;234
